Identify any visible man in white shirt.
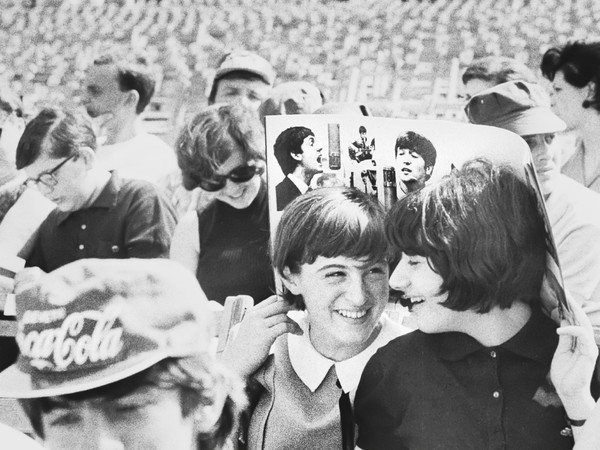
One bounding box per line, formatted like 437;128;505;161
82;52;177;185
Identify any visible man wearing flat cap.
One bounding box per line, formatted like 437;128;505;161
208;50;276;112
466;80;600;340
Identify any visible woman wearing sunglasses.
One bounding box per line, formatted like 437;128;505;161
170;103;274;305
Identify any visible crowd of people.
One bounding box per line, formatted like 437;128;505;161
0;1;600;449
3;0;600;121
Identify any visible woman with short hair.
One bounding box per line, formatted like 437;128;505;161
355;159;575;450
170;103;274;305
223;187;410;449
541;41;600;193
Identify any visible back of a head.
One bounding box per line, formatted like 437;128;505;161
258;81;323;119
273;187;387;308
93;52;156;114
15;107;96;169
175;103;265;190
386;159;546;314
462;56;538;86
313;102;372;116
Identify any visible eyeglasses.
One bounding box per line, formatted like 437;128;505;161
25;154;76;188
197;164;264;192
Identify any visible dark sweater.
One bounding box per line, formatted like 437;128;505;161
196;181;274;305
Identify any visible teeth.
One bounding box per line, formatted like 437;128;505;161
337;309;368;319
400;295;425;309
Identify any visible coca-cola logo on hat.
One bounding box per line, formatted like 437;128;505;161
17;304;124;372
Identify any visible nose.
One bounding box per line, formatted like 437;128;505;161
36;182;54;198
221;178;244;196
344;273;368;307
389;260;410;292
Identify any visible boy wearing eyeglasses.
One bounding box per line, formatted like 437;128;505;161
15;107;177;272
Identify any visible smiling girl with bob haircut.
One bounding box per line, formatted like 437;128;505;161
355;159;576;450
223;187;410;450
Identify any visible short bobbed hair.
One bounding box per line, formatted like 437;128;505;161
19;356;246;449
175;103;265;191
386;159;546;314
273;187;387;308
16;107;97;169
395;131;437;170
93;53;156;114
462;56;538;86
541;41;600;112
273;126;314;175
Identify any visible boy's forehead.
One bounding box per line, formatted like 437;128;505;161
46;383;160;409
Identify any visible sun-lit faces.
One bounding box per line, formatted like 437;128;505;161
550;71;589;129
296;135;323;174
395;148;430;184
42;385;194;450
23;152;90;212
521;133;558;194
389;254;468;334
213;78;271;112
83;64;128;119
283;255;389;361
207;147;263;209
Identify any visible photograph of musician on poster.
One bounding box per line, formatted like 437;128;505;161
264;114;573;324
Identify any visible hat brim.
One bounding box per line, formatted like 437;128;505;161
0;349;180;399
489;108;566;136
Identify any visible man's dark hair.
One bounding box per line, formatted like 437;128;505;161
386;159;546;314
273;126;314;175
395;131;437;170
93;53;156;114
16;108;96;169
359;125;367;134
462;56;538;86
541;41;600;113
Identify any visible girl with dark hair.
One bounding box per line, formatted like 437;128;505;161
355;159;575;450
541;41;600;192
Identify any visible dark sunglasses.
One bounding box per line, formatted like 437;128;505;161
198;164;264;192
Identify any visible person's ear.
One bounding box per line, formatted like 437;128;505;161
290;152;303;162
76;147;96;168
425;165;434;176
281;266;301;295
124;90;140;111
